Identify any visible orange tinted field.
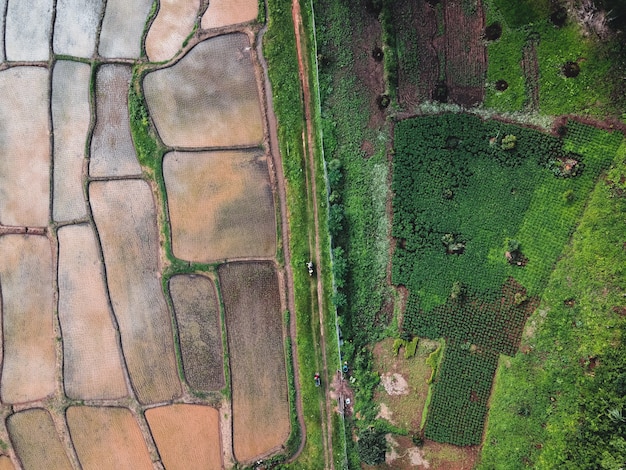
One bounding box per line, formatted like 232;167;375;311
90;180;181;404
67;406;153;470
219;262;289;463
164;150;276;262
169;275;225;391
145;404;222;469
0;235;55;404
58;224;128;400
201;0;258;29
8;409;72;470
144;34;263;148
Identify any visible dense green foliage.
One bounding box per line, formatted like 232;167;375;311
392;113;622;445
492;0;548;28
479;141;626;469
426;342;499;445
357;427;387;465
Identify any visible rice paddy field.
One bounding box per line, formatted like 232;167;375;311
0;1;293;467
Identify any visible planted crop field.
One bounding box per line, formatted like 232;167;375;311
53;0;103;57
0;235;55;404
392;113;623;445
67;406;153;470
98;0;153;58
0;67;50;227
58;224;128;400
52;60;91;222
8;409;72;470
144;33;264;148
145;0;199;62
169;274;225;391
201;0;258;29
90;180;181;404
90;65;142;177
145;404;222;469
219;262;289;463
164;150;276;262
4;0;52;61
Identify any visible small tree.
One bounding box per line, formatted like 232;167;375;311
501;134;517;150
358;428;387;465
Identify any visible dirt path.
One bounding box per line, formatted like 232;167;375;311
291;0;335;467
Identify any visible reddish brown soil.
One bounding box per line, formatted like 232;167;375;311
145;404;222;470
443;0;486;106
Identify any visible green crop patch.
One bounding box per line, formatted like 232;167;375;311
392;113;622;445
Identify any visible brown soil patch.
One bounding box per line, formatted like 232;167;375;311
219;262;289;463
168;274;225;391
89;64;142;177
67;406;153;470
163;150;276;262
329;370;355;416
145;404;222;470
144;34;263;148
381;372;410;395
522;38;540;111
443;0;486;106
0;67;50;227
52;60;91;222
0;456;14;470
90;180;181;404
145;0;200;62
201;0;258;29
58;224;128;400
7;409;72;470
98;0;153;58
0;235;56;404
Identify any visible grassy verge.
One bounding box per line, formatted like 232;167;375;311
264;0;326;466
479;138;626;469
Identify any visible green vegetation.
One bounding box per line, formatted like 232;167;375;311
479;141;626;469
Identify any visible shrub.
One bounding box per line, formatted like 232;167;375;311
404;336;419;359
357;428;387;465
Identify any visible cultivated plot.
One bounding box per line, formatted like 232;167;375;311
98;0;153;58
219;262;289;463
145;0;199;62
90;65;142;177
7;409;72;470
145;404;222;470
53;0;104;57
144;34;264;148
90;180;181;404
0;67;50;227
164;150;276;262
58;224;128;400
52;60;91;222
67;406;153;470
4;0;52;61
169;274;225;391
0;235;55;404
201;0;258;29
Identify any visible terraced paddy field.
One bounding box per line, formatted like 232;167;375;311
0;1;294;467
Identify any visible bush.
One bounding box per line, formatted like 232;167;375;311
357;428;387;465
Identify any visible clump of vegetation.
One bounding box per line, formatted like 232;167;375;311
501;134;517;150
357;427;387;465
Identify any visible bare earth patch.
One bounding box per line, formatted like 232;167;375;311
145;0;199;62
168;274;225;391
201;0;258;29
163;150;276;262
0;456;14;470
58;224;128;400
90;64;142;177
145;404;222;470
53;0;104;57
52;60;91;222
67;406;153;470
0;67;50;227
144;34;263;148
5;0;52;61
381;372;409;396
219;262;289;463
0;235;55;404
90;180;181;404
98;0;153;58
7;409;72;470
